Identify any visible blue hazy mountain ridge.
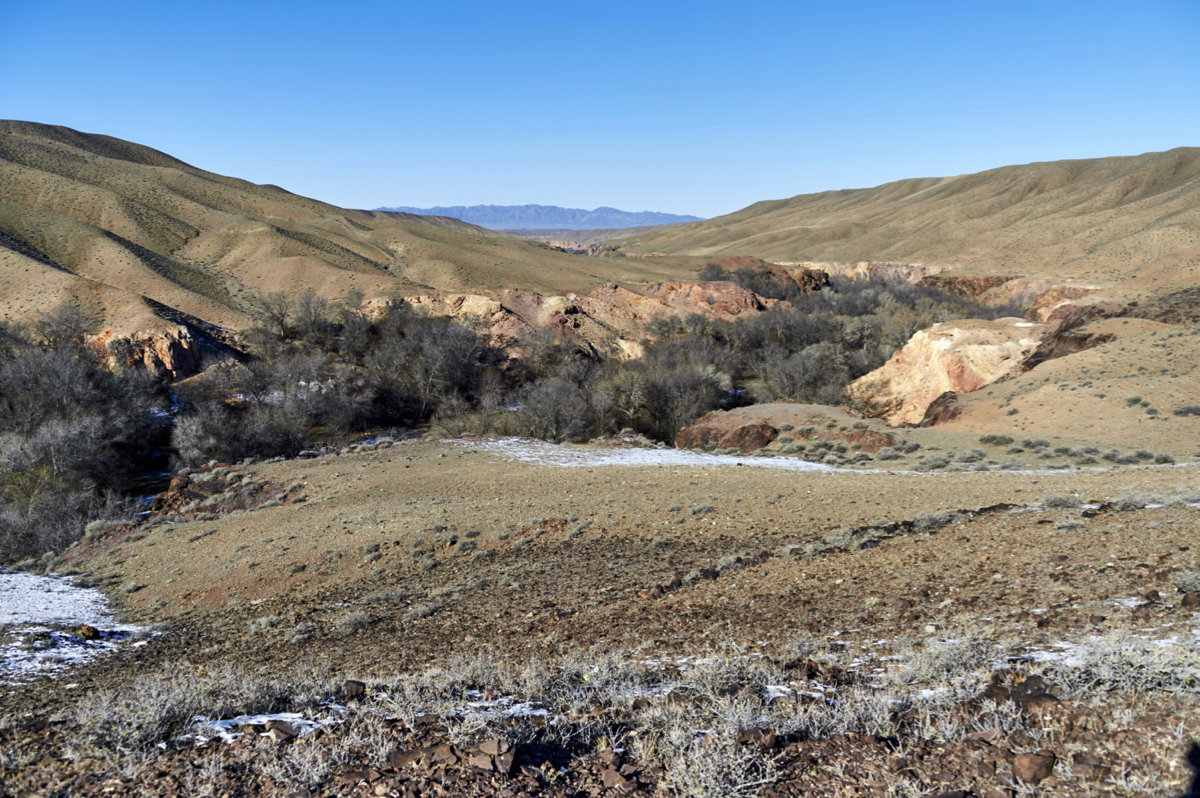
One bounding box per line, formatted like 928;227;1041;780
375;204;705;230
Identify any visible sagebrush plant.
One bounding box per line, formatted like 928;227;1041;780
1174;569;1200;594
57;627;1200;793
662;735;777;798
1042;630;1200;698
1043;493;1081;509
69;663;334;763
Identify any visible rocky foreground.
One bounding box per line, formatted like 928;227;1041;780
2;437;1199;796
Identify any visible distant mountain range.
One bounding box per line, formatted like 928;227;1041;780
375;204;705;230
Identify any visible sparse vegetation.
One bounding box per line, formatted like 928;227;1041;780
42;626;1200;795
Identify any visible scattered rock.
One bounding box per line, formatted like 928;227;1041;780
600;767;628;788
1012;750;1056;784
265;719;298;742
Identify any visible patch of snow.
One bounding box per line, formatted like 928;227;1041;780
1109;597;1144;609
763;685;792;701
0;568;151;685
915;687;951;702
460;438;840;472
0;569;115;626
455;694;548;719
193;711;339;744
1021;641;1087;668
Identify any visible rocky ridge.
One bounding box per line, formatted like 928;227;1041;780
395;270;822;359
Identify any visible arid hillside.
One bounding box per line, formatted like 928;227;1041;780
620;148;1200;300
0;121;704;336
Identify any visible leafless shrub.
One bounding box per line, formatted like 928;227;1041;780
1174;569;1200;594
1043;631;1200;697
333;609;370;635
69;663;331;762
662;735;777;798
404;601;443;621
1043;493;1081;508
248;615;280;634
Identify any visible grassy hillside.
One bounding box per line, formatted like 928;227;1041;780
0;121;698;332
620;148;1200;297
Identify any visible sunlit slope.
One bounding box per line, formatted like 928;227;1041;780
0;121;698;331
621;148;1200;292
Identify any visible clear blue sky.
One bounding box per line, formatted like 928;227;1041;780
2;0;1197;218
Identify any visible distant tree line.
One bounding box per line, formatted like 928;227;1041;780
0;273;1023;563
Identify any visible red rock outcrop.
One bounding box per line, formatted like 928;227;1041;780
814;261;946;283
676;417;779;453
916;274;1014;298
400;279;794;359
87;325;201;379
675;403;897;454
845;318;1048;425
706;258;832;295
1028;285;1099;322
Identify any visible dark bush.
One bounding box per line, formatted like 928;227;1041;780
0;337;166;562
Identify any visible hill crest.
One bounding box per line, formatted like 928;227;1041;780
619;147;1200;295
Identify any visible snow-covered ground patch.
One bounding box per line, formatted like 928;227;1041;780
458;437;1196;476
193;710;342;744
458;692;549;719
461;438;839;471
0;568;151;685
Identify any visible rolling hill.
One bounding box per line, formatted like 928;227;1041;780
0;121;701;338
619;148;1200;300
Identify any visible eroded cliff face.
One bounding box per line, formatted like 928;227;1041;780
87;326;202;379
396;276;813;358
799;261;948;283
844;318;1048;425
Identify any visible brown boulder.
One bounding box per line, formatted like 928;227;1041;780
265;719;298;741
1012;751;1056;784
721;423;780;453
675;418;778;453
